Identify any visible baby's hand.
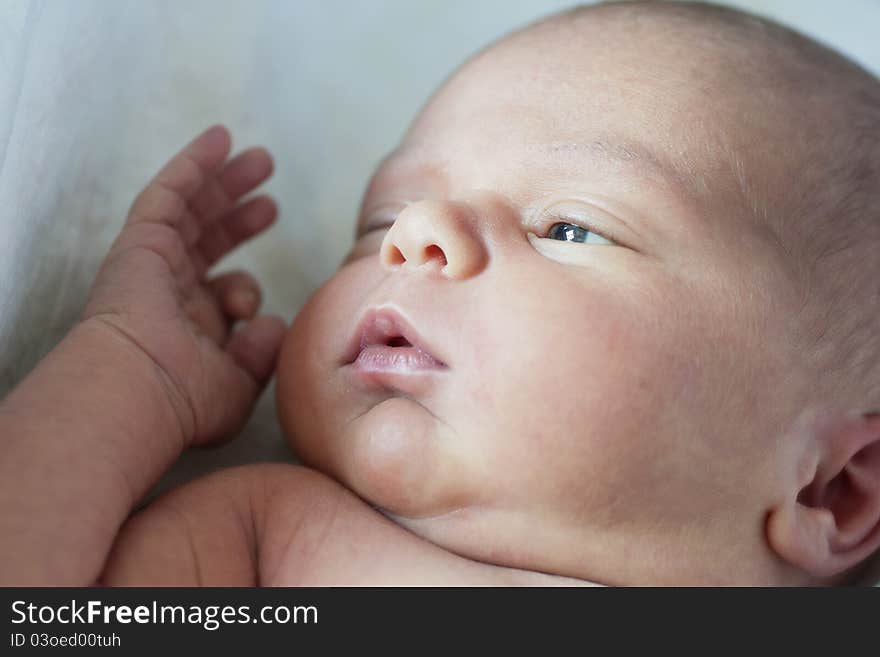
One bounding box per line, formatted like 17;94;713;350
81;125;285;447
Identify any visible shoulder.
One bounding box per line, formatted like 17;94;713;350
101;463;346;585
157;462;353;518
176;462;396;584
144;463;596;586
245;465;567;586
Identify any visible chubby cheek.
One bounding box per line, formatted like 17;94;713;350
467;272;691;520
276;259;381;470
277;257;485;516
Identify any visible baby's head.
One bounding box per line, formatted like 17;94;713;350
277;1;880;585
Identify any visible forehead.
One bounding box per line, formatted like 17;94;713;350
361;37;751;237
407;16;743;147
367;22;763;206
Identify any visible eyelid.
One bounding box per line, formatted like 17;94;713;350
528;203;622;246
357;202;406;237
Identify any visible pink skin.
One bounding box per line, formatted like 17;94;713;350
275;17;815;585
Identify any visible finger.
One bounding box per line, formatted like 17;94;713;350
195;195;278;273
225;315;287;387
195;314;286;448
125;125;232;239
188;147;274;228
125;183;202;246
221;147;274;201
206;270;262;321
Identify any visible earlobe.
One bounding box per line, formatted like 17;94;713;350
766;496;838;577
766;412;880;581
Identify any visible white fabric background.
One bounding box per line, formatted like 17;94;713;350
1;0;879;580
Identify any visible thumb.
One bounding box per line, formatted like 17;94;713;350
226;314;287;387
192;314;287;447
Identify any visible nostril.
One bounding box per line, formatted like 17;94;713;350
385;245;405;266
424;244;447;266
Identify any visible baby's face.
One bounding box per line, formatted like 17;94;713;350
277;17;806;583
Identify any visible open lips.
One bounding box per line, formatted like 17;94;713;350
344;307;448;371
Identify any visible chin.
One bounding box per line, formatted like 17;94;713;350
332;397;472;518
276;285;478;519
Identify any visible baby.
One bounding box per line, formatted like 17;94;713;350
2;0;879;586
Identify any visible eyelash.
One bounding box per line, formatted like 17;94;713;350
360;221;394;236
358;208;401;237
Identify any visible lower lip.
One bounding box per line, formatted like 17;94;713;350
352;345;447;372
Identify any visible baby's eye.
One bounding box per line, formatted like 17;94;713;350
358;204;406;239
361;221;395;236
545;222;614;246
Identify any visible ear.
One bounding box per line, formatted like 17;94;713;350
767;411;880;580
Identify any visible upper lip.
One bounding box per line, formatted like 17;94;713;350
342;306;448;367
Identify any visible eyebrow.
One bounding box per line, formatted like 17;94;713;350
526;138;687;193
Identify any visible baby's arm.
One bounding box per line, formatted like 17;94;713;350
0;321;197;585
0;126;283;585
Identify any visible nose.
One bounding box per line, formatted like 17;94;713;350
379;199;488;280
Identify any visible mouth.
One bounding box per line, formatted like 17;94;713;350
343;307;448;373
